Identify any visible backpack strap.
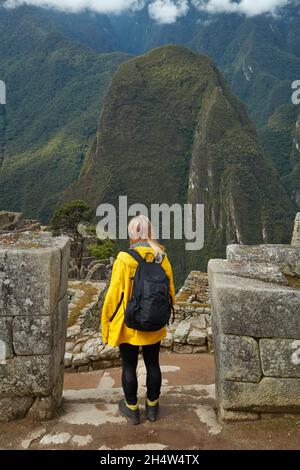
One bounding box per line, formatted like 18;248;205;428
123;248;145;264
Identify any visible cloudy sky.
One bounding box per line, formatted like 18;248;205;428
3;0;298;24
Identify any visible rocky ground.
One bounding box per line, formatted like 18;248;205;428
1;352;300;450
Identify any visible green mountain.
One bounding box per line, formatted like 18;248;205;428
259;105;300;205
0;5;129;221
67;45;296;283
1;3;299;242
37;5;300;128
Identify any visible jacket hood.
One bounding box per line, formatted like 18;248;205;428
117;246;157;266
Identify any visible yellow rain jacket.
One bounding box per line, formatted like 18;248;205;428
101;246;176;347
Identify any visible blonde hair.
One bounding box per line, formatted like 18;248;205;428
128;215;165;257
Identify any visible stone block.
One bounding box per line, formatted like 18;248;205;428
52;330;67;379
219;335;262;383
208;266;300;338
260;339;300;378
54;294;69;347
174;321;191;343
227;244;300;277
55;238;71;301
0;234;70;317
0;247;60;317
187;329;207;346
64;352;73;367
208;258;288;285
0;397;34;422
99;345;120;361
28;365;65;420
13;316;53;355
173;344;193;354
191;315;206;329
219;407;260;422
161;332;174;348
72;352;90;367
222;378;300;412
0;356;53;397
0;233;70;422
192;346;207;353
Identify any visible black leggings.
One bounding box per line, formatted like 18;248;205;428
119;342;162;405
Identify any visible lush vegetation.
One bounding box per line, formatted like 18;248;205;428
259;106;300;203
1;4;299;283
0;4;129;221
69;45;296;285
50;200;94;237
50;199;94;275
88;240;116;260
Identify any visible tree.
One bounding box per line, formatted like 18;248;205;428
88;239;116;260
50;200;94;277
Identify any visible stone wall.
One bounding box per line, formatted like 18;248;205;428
209;243;300;422
0;232;70;422
162;271;213;354
0;211;40;233
64;280;121;371
68;235;113;281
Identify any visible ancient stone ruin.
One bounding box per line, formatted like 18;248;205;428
2;212;300;424
0;211;41;234
209;240;300;422
163;272;212;354
0;231;70;422
68;224;113;281
64;272;212;372
64;280;121;371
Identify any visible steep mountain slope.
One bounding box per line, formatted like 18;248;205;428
1;3;299;229
6;4;298;126
44;4;300;210
259;105;300;206
0;1;118;53
213;14;300;127
43;8;120;53
0;5;129;221
68;45;296;282
31;4;300;128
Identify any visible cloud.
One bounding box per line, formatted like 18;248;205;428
3;0;190;23
192;0;295;17
148;0;189;24
2;0;299;23
3;0;146;15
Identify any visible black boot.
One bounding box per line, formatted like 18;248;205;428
145;399;160;422
119;399;140;425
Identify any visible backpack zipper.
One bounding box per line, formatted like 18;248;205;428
109;292;124;322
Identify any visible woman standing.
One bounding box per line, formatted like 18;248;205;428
101;215;176;425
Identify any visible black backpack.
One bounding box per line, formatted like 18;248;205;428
123;249;174;332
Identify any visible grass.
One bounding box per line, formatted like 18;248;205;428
68;281;99;327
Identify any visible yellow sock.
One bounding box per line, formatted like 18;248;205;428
146;398;159;407
125;400;139;411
